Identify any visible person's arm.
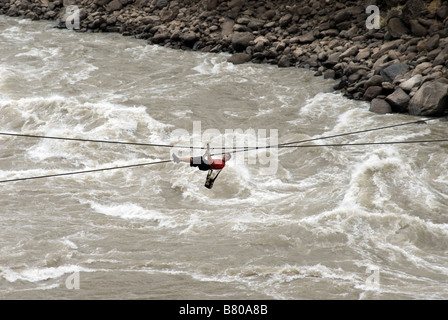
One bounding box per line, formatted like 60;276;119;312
204;144;213;164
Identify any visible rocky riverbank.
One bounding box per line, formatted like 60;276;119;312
1;0;448;116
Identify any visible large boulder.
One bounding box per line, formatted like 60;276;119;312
409;20;427;37
370;98;392;114
323;52;341;68
380;63;409;82
387;17;409;39
231;32;254;52
228;0;246;8
227;0;245;18
408;81;448;116
181;31;198;47
227;53;251;65
437;5;448;19
151;28;170;44
412;62;432;76
363;86;383;100
371;39;404;60
399;74;422;92
385;88;410;112
95;0;113;5
402;0;427;20
365;75;384;89
221;19;234;36
203;0;218;11
425;34;440;52
279;13;293;27
106;0;122;12
155;0;169;9
434;47;448;66
297;31;315;43
333;9;352;24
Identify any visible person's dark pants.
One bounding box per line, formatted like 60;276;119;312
190;156;211;171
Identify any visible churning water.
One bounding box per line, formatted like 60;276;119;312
1;16;447;300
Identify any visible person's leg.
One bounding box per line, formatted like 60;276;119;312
172;154;191;163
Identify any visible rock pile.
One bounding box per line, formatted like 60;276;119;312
1;0;447;116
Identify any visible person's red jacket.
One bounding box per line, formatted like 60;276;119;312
210;158;226;170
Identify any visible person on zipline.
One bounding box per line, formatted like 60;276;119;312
172;144;231;189
172;148;231;171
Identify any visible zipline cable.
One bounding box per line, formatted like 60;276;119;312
280;139;448;148
1;138;447;184
0;117;439;151
0;117;446;184
209;118;439;156
0;159;171;184
0;132;202;150
277;118;433;147
213;137;448;156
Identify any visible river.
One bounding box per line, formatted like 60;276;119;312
1;15;447;300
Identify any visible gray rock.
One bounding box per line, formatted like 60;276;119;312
437;5;448;19
364;75;384;88
340;25;359;39
155;0;169;9
355;47;371;61
297;31;315;43
323;52;341;67
95;0;112;6
161;8;179;22
247;19;265;31
348;72;362;82
279;13;292;27
363;86;383;100
305;55;319;68
278;55;291;68
221;20;234;36
321;29;340;37
26;11;38;20
434;47;448;66
409;81;448;116
371;39;404;60
417;18;433;27
181;31;198;47
106;0;122;12
409;20;427;37
323;69;336;79
292;47;304;58
263;9;276;20
151;29;170;44
231;32;255;52
427;47;442;61
425;34;440;52
318;51;328;61
382;82;395;90
380;63;409;82
297;5;312;16
412;62;432;76
140;15;160;25
402;0;427;20
336;21;352;31
228;0;245;8
333;9;352;24
370;98;392;114
340;46;358;59
203;0;218;11
373;54;392;73
227;53;251;65
399;74;422;91
385;88;411;112
387;17;409;39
